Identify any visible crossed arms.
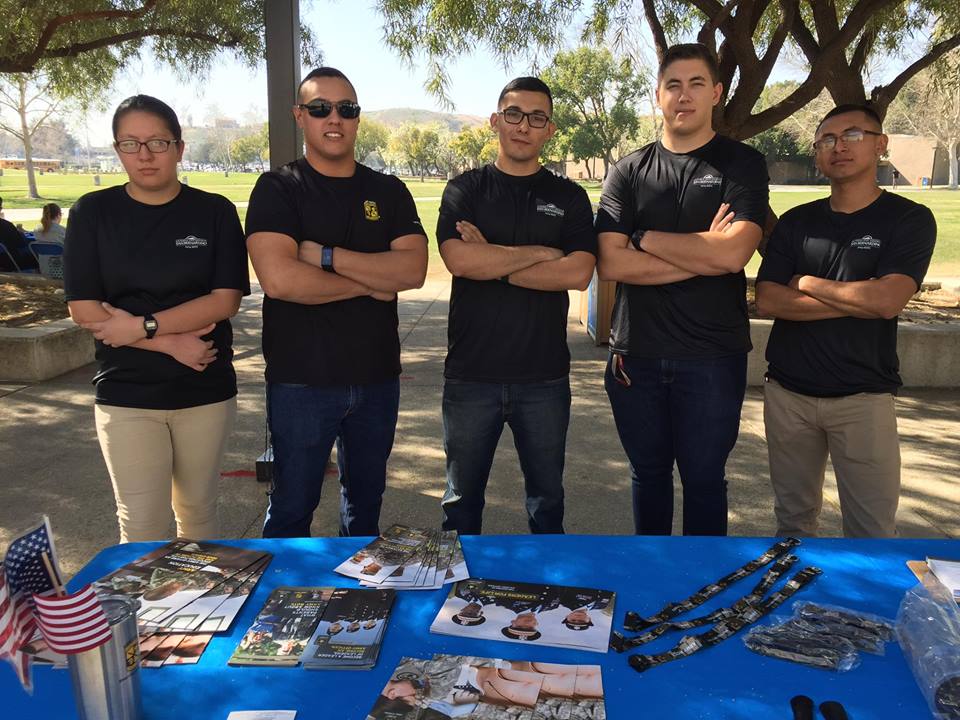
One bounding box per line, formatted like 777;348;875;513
439;220;595;292
597;203;762;285
755;274;918;321
247;231;428;304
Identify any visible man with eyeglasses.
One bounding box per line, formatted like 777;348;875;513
436;76;597;534
245;67;428;538
756;104;936;538
596;43;769;537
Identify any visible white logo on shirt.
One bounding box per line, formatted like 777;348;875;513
850;235;881;250
692;174;722;187
536;201;565;218
175;235;208;249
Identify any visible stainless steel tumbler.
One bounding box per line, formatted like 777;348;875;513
67;596;143;720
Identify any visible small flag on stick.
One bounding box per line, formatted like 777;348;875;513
34;585;111;654
0;517;60;692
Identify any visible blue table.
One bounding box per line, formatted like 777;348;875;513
5;535;952;719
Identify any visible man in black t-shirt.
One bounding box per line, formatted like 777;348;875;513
595;43;769;537
245;67;428;538
756;104;936;538
436;77;597;534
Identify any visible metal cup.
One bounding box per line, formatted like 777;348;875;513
67;596;143;720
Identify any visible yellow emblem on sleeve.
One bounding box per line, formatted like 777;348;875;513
363;200;380;221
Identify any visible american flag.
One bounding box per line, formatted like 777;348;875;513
1;519;60;692
34;585;111;654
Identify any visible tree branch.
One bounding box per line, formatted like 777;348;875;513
871;32;960;116
641;0;669;60
41;28;241;63
32;1;162;62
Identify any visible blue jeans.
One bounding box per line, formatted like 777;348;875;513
605;354;747;536
264;379;400;538
441;378;571;535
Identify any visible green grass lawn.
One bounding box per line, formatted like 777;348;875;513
2;169;957;275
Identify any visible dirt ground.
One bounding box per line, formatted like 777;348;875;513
1;276;958;328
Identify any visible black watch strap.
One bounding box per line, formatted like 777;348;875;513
143;314;158;339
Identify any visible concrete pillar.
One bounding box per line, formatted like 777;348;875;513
265;0;303;169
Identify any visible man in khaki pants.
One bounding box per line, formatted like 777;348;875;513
755;104;936;538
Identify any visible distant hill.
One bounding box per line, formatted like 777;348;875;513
363;108;487;132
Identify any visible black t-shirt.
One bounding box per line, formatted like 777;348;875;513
0;218;38;271
757;191;936;397
595;135;769;359
245;160;424;386
63;185;250;409
436;164;597;382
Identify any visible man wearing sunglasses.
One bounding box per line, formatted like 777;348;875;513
756;104;936;538
245;67;428;538
596;43;769;537
436;77;597;535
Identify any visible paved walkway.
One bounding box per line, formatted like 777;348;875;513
1;277;958;578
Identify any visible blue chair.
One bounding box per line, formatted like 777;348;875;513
29;241;64;279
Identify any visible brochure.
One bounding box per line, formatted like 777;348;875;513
229;587;334;666
430;578;615;653
301;588;396;670
334;525;431;584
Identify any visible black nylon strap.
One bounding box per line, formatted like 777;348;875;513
628;566;822;672
623;537;800;632
611;554;799;652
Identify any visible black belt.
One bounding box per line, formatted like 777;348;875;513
623;537;801;632
612;554;799;652
628;566;822;672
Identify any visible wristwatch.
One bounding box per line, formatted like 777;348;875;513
143;314;158;339
630;229;646;250
321;246;336;273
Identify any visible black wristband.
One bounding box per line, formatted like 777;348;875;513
321;246;336;273
630;229;646;250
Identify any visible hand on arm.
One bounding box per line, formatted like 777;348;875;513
300;233;428;295
247;232;372;304
640;203;762;276
596;231;697;285
68;300;218;371
439;221;563;280
795;273;918;320
77;289;243;347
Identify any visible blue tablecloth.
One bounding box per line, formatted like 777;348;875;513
5;535;954;719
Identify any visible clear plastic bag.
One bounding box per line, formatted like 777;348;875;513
743;615;861;671
896;580;960;720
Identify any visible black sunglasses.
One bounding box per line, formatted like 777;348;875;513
298;100;361;119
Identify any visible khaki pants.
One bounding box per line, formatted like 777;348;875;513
94;397;237;543
763;380;900;538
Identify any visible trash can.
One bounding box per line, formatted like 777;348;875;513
580;270;616;345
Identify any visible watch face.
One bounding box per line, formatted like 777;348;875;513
145;320;158;330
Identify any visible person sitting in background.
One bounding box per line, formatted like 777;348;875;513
0;196;39;271
33;203;65;244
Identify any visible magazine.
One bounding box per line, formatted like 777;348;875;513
301;588;396;670
229;587;334;666
365;654;605;720
430;578;615;653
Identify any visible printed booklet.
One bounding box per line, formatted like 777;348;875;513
430;578;615;653
366;654;605;720
229;587;335;666
301;588;396;670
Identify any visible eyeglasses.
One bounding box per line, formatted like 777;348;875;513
498;108;551;129
297;100;361;119
812;128;883;152
115;139;177;154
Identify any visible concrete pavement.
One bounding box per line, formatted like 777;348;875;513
1;276;958;579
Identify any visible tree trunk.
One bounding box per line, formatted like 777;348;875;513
17;77;39;199
949;138;959;190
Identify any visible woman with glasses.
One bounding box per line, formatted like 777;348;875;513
63;95;249;543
